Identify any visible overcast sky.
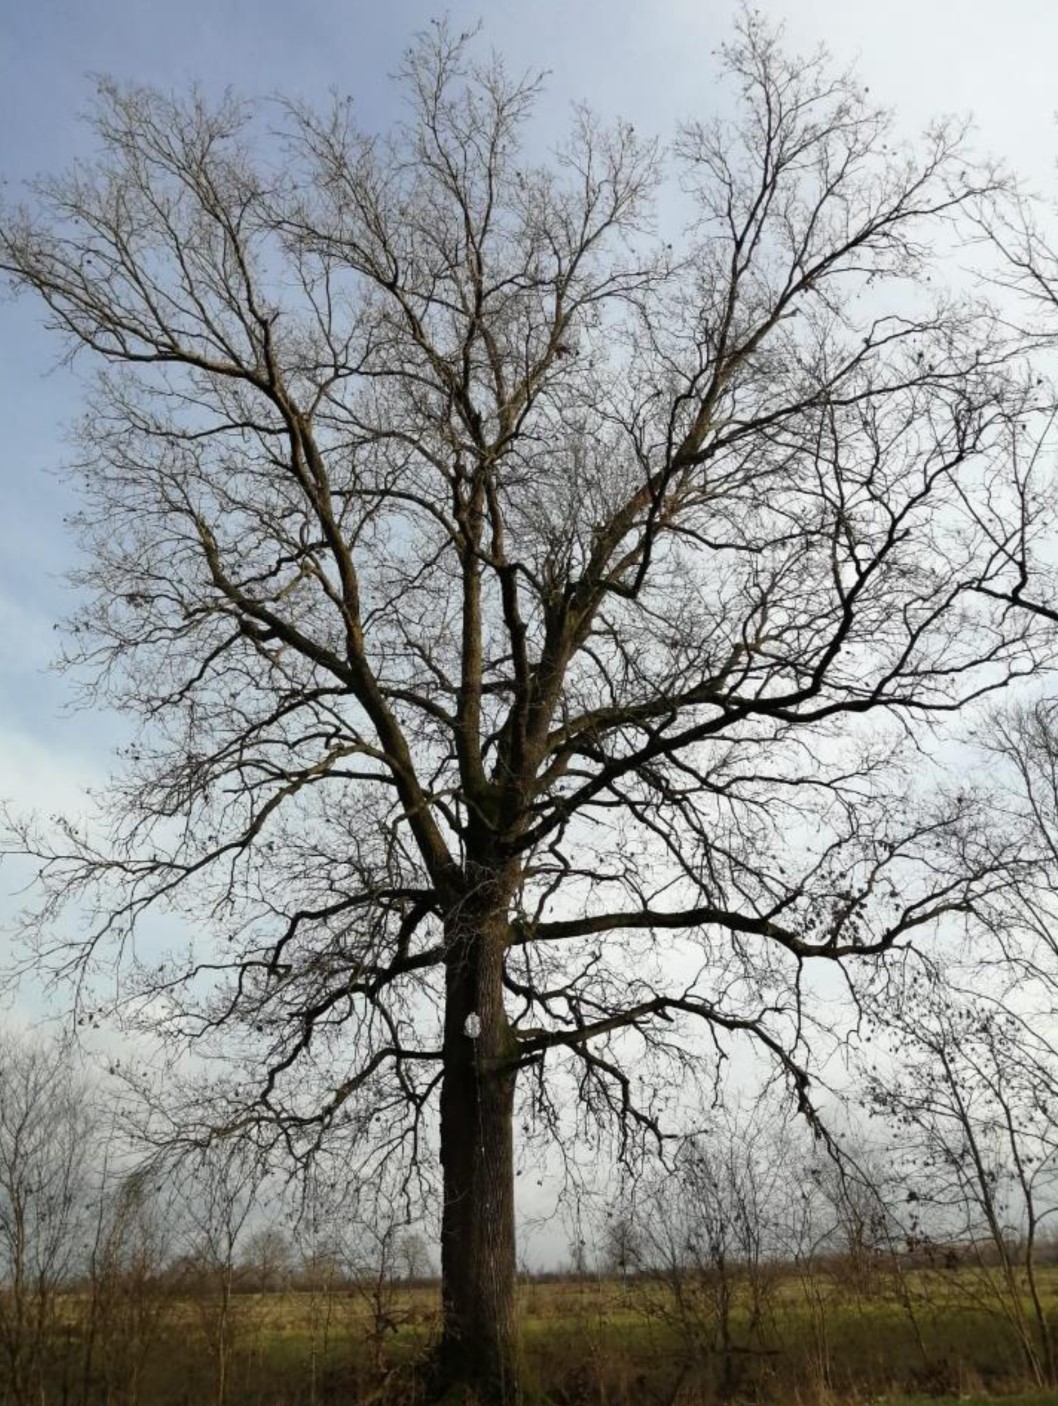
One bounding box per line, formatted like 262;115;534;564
5;0;1058;806
2;0;1058;1258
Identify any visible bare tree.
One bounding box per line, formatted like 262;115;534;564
239;1224;293;1293
2;13;1054;1399
173;1145;262;1406
0;1034;94;1406
866;991;1058;1387
398;1230;433;1284
600;1196;643;1284
639;1110;787;1399
345;1203;412;1373
567;1235;590;1279
290;1191;349;1406
82;1164;177;1406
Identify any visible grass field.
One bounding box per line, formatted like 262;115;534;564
30;1264;1058;1405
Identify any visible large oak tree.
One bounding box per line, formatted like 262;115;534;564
3;16;1053;1400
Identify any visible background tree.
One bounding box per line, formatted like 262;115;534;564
567;1235;590;1279
289;1190;350;1406
173;1146;262;1406
0;1035;94;1406
344;1196;416;1373
600;1197;643;1284
865;991;1058;1387
638;1108;786;1399
82;1165;177;1406
240;1225;293;1293
398;1231;433;1284
2;13;1054;1400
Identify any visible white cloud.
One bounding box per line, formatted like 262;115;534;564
0;718;104;824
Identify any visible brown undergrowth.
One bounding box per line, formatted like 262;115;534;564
9;1267;1058;1406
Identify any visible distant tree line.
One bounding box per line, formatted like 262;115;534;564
4;1021;1058;1404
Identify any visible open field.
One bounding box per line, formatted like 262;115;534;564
20;1267;1058;1405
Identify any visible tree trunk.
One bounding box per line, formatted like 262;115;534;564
437;908;519;1403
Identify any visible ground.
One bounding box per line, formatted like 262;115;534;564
39;1266;1058;1404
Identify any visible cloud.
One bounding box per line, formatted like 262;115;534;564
0;699;111;1016
0;716;104;824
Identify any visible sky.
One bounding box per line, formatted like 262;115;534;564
5;0;1058;787
3;0;1058;1261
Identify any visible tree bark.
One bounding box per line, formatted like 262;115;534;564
437;904;519;1403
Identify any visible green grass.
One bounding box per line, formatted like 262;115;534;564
36;1268;1058;1403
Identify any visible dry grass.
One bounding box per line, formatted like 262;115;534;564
32;1267;1058;1404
